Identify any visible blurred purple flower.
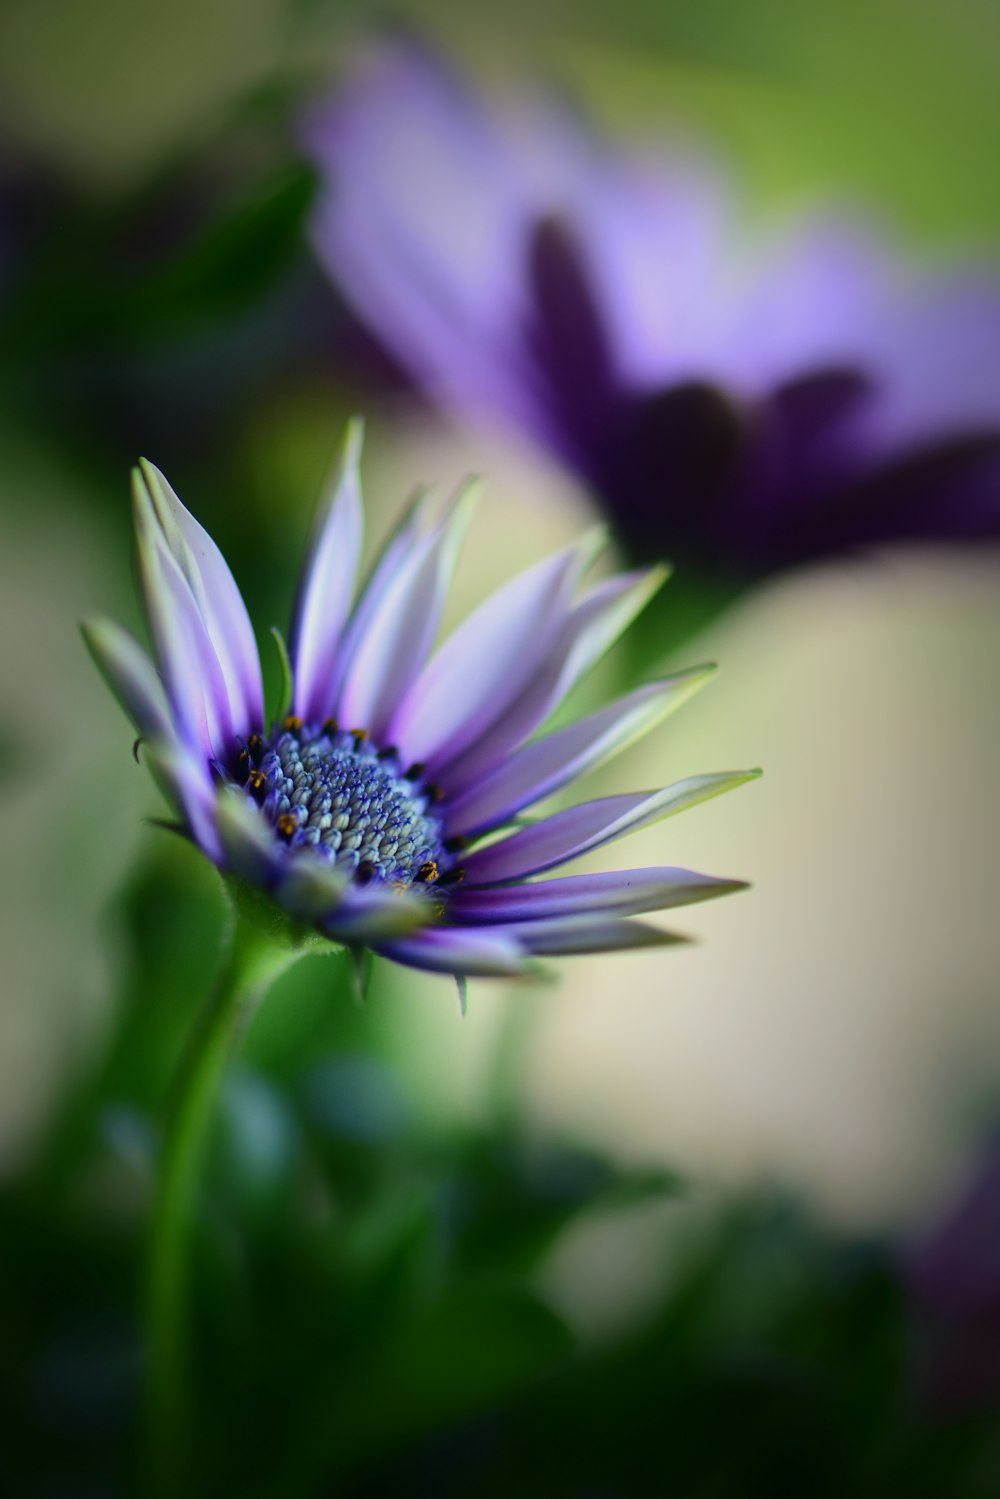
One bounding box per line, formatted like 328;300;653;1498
908;1139;1000;1412
303;42;1000;579
84;421;756;985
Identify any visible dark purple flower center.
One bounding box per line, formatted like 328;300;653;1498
241;720;450;887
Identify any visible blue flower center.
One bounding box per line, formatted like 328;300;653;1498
241;721;449;887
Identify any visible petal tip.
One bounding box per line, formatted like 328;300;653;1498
451;472;484;515
342;414;366;468
134;457;175;525
79;613;106;648
575;522;610;573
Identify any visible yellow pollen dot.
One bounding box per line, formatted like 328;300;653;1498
416;860;438;884
248;769;266;793
283;715;302;734
276;812;298;839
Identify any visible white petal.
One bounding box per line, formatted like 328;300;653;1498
291;418;365;724
446;667;713;836
336;480;478;738
134;491;234;759
440;564;668;796
325;483;433;711
136;460;263;737
389;527;605;771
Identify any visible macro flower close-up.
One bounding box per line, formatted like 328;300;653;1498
84;420;756;988
4;6;1000;1495
304;41;1000;582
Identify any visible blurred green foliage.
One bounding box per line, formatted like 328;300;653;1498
0;847;679;1495
5;890;1000;1498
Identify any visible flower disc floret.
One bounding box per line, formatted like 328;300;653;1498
246;721;447;886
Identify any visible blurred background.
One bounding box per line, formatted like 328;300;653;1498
2;1;1000;1494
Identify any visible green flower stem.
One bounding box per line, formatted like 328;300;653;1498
145;912;296;1495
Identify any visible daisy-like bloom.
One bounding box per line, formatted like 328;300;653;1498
83;422;757;987
303;42;1000;580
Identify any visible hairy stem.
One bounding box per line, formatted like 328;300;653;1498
145;915;293;1494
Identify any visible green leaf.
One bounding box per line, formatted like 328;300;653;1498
284;1286;575;1490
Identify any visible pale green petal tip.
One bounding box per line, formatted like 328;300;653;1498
646;927;694;947
342;414;366;470
719;766;763;796
134;457;177;533
679;660;718;683
80;613;113;660
654;661;718;713
80;615;123;704
713;766;763;788
136;455;160;491
620;560;672;626
131;463;180;582
447;473;482;531
130;463;155;529
318;417;365;522
645;559;674;594
81;615;164;735
576;521;610;572
408;482;436;526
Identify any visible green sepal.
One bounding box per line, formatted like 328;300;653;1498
347;946;374;1006
267;625;294;725
221;872;344;957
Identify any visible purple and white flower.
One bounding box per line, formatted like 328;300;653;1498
303;42;1000;579
84;421;756;983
